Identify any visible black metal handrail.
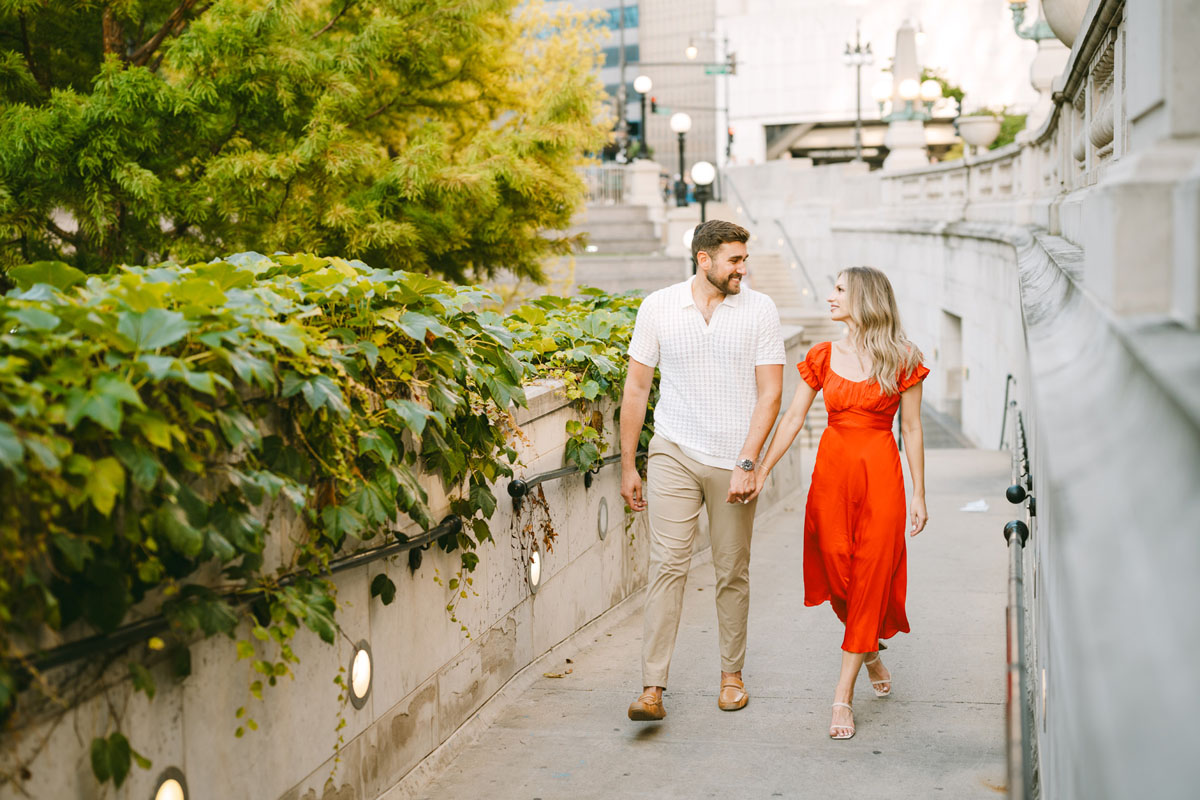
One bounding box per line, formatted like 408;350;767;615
1002;398;1035;800
772;219;821;301
507;450;645;511
1003;517;1034;800
24;515;463;674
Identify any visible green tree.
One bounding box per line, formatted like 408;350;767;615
0;0;609;282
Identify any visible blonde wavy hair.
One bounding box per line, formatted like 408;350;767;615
840;266;924;395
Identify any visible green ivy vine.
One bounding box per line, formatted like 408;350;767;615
0;254;648;791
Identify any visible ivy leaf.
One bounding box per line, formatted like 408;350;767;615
117;308;193;351
24;437;60;470
112;440;162;491
171;277;228;308
469;482;497;519
217;410;263;450
52;532;93;572
64;388;122;432
0;421;24;469
580;380;602;400
321;504;365;543
257;320;307;355
8;260;87;291
98;374;151;413
227;351;275;389
283;373;349;416
194;261;256;290
164;586;238;636
358;428;397;465
5;307;61;331
84;457;125;516
129;663;156;700
370;573;396;605
385;399;440;436
90;737;111;784
105;734;133;791
153;504;203;558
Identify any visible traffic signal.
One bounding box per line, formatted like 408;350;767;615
728;126;735;144
650;96;658;114
728;52;737;75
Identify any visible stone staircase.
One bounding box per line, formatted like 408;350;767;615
566;204;662;254
488;204;686;304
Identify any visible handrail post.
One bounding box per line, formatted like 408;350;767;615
1003;519;1034;800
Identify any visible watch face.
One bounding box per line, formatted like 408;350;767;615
737;459;754;471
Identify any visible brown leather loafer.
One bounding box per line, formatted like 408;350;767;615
627;691;666;721
718;676;749;711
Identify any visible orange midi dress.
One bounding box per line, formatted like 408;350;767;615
797;341;929;653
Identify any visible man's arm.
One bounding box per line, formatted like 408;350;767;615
619;358;656;512
726;363;783;503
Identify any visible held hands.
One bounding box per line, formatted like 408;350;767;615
726;467;757;504
743;467;769;504
621;468;647;512
909;495;928;536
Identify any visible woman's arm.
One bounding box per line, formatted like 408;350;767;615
746;381;818;501
899;382;927;535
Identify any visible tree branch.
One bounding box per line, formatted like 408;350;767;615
128;0;201;67
18;12;48;90
312;0;355;39
101;7;125;56
45;218;80;245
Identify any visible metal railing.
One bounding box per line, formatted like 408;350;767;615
507;450;645;512
580;165;627;205
23;515;464;675
772;218;821;301
1003;399;1035;800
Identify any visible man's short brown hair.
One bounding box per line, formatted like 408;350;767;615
691;219;750;263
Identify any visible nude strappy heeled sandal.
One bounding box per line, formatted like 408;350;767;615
829;702;855;739
863;653;892;697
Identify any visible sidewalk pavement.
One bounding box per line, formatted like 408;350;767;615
409;449;1011;800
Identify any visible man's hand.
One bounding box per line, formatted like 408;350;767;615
726;468;756;504
622;468;647;512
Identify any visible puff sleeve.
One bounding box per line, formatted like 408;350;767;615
797;342;829;390
898;362;930;392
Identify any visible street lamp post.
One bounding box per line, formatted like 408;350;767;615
633;75;653;157
691;161;716;223
843;21;873;163
669;112;692;207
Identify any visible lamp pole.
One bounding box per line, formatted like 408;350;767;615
691;161;715;223
670;112;692;207
633;75;652;156
843;21;873;163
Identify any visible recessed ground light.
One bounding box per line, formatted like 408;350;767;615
527;548;542;594
349;640;372;709
154;768;187;800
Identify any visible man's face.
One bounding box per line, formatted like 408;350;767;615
700;241;749;295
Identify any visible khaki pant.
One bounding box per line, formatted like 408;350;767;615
641;435;758;687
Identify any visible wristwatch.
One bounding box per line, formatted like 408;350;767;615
735;458;755;472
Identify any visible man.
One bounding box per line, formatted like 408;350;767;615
620;219;785;721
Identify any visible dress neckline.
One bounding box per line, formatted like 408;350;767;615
826;341;872;384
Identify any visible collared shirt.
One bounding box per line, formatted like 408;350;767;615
627;276;786;469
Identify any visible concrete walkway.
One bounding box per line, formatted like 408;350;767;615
407;449;1011;800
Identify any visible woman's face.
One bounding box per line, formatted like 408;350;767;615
827;275;851;322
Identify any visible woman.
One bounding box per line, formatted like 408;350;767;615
751;266;929;740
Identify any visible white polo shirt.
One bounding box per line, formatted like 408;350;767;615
627;276;786;469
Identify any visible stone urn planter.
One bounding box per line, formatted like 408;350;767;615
1042;0;1089;48
957;115;1003;153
